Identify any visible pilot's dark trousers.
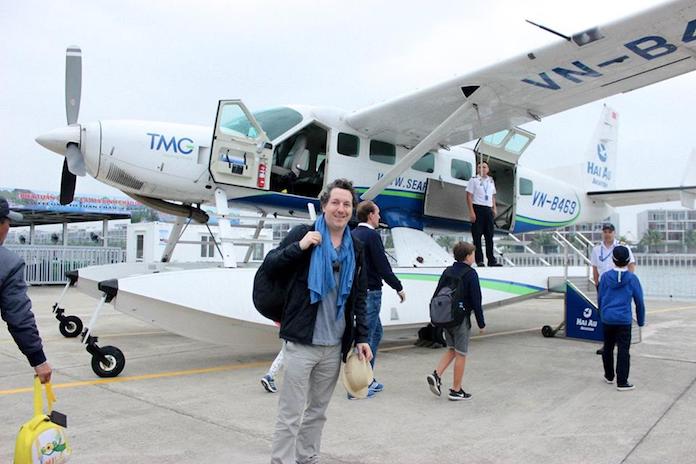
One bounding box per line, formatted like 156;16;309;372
471;204;496;265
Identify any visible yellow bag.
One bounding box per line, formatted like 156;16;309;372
14;377;71;464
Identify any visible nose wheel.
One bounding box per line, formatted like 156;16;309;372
52;272;83;338
81;279;126;377
85;336;126;378
58;313;83;338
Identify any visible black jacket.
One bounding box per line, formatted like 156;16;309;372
432;262;485;329
263;224;368;360
351;225;403;292
0;246;46;366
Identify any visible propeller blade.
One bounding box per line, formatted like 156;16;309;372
65;142;86;176
65;46;82;125
60;159;77;205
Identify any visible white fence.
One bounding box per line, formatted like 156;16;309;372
6;246;126;284
504;252;696;268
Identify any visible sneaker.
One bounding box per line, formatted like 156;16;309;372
476;262;486;267
261;374;277;393
489;262;503;267
369;379;384;393
617;383;635;391
347;389;376;400
448;388;472;401
603;376;614;384
426;370;442;397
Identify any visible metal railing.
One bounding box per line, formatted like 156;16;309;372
6;246;126;284
504;253;591;267
633;253;696;267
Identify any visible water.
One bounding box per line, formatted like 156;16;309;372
635;266;696;300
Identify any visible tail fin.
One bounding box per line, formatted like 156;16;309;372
584;105;618;191
542;105;618;192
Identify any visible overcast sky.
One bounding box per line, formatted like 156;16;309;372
1;0;694;239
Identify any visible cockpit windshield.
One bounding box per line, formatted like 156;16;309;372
221;107;303;141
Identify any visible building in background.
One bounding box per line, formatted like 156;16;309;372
127;222;273;264
637;209;696;253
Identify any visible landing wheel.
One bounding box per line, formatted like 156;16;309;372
541;325;555;338
91;345;125;378
58;315;83;338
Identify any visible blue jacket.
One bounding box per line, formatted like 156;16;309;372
0;246;46;366
599;269;645;327
351;225;403;292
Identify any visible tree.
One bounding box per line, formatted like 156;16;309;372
684;229;696;253
435;235;456;252
640;230;663;253
531;232;556;253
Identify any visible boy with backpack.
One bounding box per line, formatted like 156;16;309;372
598;245;645;391
426;241;485;401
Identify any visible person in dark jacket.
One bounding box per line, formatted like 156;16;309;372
0;197;52;383
265;179;371;464
599;245;645;391
351;200;405;396
426;241;485;401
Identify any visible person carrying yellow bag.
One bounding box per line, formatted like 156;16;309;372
14;377;71;464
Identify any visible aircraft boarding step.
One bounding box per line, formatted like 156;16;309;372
548;275;595;297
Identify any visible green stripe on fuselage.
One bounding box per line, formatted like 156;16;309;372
396;273;539;296
354;187;424;199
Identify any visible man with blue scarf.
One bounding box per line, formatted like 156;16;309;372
265;179;371;464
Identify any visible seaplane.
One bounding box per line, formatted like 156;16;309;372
34;0;696;377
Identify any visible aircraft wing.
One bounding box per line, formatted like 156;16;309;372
346;0;696;147
587;185;696;207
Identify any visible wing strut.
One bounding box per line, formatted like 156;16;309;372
360;99;476;201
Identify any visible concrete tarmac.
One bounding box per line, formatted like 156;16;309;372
1;286;695;463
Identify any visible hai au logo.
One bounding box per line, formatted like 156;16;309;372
583;307;593;318
597;143;608;163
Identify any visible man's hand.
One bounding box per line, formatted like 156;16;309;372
299;231;322;250
34;362;52;384
355;343;373;362
469;211;476;222
478;328;485;335
397;290;406;303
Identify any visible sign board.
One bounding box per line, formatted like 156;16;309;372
565;282;604;342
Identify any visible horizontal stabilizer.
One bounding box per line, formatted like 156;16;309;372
587;186;696;207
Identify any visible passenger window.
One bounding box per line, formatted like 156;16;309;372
412;152;435;173
337;133;359;157
451;159;472;181
519;178;533;195
370;140;395;165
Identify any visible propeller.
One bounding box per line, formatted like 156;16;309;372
60;45;85;205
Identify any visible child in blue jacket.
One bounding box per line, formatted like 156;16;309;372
598;245;645;391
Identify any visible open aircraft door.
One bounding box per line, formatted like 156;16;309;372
474;127;536;230
210;100;273;190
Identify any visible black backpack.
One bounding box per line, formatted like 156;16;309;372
252;261;291;323
429;267;471;328
252;225;310;322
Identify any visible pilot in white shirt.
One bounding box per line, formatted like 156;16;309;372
590;223;636;286
466;160;501;266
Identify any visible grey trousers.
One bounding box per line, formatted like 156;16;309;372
270;341;342;464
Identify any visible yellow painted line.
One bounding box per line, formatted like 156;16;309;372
648;305;696;314
0;361;270;396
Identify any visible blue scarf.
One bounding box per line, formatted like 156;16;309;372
308;214;355;320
